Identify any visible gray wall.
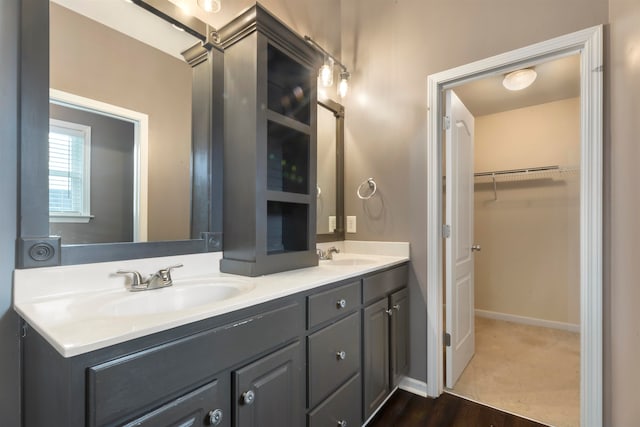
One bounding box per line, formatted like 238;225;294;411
49;104;135;244
0;0;21;424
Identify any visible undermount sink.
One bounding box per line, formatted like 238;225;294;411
98;279;255;317
325;257;377;266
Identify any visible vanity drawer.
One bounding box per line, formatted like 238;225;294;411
362;264;408;304
307;280;360;329
307;312;361;408
308;373;361;427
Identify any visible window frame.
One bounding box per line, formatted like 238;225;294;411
48;118;93;223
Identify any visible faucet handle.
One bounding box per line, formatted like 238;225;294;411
116;270;144;287
157;263;183;284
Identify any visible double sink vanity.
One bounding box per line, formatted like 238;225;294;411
14;243;410;427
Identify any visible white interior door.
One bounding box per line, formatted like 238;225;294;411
445;90;476;389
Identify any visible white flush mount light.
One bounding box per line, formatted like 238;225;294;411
503;68;537;91
197;0;221;13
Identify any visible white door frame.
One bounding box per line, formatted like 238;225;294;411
49;89;149;242
426;25;603;426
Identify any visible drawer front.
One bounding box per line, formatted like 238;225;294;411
122;378;230;427
308;312;361;408
308;374;361;427
87;302;302;427
307;280;361;329
362;264;408;304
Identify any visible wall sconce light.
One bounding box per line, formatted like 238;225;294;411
338;71;350;98
197;0;221;13
502;68;537;91
319;57;334;87
304;36;351;98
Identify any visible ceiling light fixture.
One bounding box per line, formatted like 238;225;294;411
304;36;351;98
502;68;537;91
197;0;221;13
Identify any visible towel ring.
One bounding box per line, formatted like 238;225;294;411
357;178;377;200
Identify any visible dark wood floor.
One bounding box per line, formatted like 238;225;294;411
367;390;550;427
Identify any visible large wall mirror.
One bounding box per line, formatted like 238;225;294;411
19;0;222;267
316;99;345;243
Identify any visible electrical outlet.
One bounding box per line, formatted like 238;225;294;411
329;216;336;232
346;216;357;233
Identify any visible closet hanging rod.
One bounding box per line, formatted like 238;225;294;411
474;165;560;178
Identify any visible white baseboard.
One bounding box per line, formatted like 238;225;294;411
398;376;428;397
475;309;580;333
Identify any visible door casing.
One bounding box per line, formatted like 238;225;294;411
426;25;603;427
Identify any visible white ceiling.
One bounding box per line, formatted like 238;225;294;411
51;0;200;60
453;54;581;117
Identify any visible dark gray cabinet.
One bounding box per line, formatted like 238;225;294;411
362;265;409;420
363;298;390;419
22;262;409;427
234;341;303;427
219;4;321;276
390;288;409;387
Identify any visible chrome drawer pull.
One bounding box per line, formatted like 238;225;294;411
336;350;347;360
337;299;347;309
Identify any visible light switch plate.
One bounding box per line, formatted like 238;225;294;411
346;216;356;233
329;216;336;232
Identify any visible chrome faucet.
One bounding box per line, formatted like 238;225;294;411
316;246;340;260
116;264;183;291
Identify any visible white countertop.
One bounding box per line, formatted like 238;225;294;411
14;241;409;358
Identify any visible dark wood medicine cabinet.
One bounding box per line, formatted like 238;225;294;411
17;0;345;270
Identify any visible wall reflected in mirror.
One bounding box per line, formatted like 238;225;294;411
316;100;344;241
49;0;197;244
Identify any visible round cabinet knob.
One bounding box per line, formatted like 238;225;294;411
385;309;393;316
392;304;401;312
336;350;347;360
337;299;347;309
207;409;223;426
337;420;348;427
241;390;255;405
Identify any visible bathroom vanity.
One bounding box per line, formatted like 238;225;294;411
15;250;409;427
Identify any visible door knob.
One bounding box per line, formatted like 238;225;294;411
336;350;347;360
471;244;481;252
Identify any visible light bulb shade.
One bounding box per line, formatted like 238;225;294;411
319;58;334;87
338;72;350;98
502;68;537;91
197;0;221;13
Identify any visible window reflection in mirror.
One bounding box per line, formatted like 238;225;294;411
316;100;344;242
49;0;196;244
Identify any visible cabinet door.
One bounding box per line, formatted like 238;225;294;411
390;288;409;388
234;341;303;427
122;379;230;427
363;298;390;420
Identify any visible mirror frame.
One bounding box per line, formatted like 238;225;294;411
316;99;345;243
17;0;224;267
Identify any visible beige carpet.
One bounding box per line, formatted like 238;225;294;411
450;316;580;427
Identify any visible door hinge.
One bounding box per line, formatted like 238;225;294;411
443;115;451;130
444;332;451;347
442;224;451;239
